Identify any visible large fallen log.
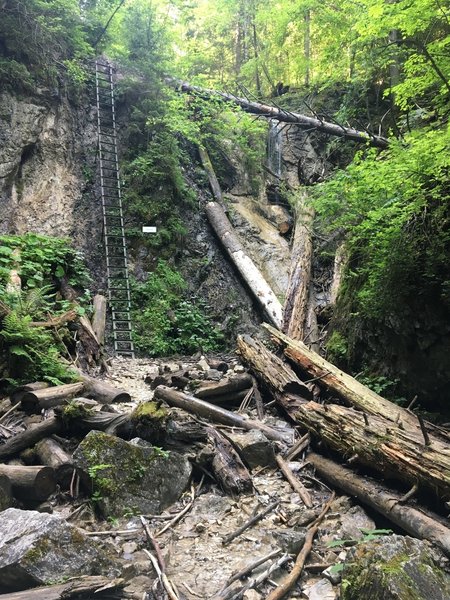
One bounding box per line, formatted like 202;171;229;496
0;417;63;460
263;324;436;433
91;294;107;345
206;201;283;328
0;576;125;600
282;194;314;341
177;81;389;148
294;400;450;501
308;452;450;557
198;145;226;207
0;464;56;501
21;382;85;412
81;376;131;404
195;374;253;399
153;386;293;444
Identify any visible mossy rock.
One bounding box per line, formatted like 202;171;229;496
341;535;450;600
73;430;191;518
0;508;113;592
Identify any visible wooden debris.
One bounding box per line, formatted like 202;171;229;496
21;382;85;412
275;454;313;507
266;492;335;600
35;437;78;488
81;376;131;404
195;374;253;399
91;294;107;345
309;452;450;556
216;549;282;597
0;464;56;501
0;417;63;460
209;427;253;495
222;500;279;546
153;385;293;444
0;576;125;600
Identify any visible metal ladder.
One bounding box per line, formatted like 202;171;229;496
94;60;134;358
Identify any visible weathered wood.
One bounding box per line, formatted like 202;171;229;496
30;309;78;329
10;382;49;404
0;576;125;600
35;437;76;488
177;81;389;148
91;294;107;345
294;400;450;501
208;427;253;495
206;201;283;328
153;386;293;444
275;454;313;508
82;376;131;404
78;315;101;365
0;464;56;501
237;335;312;400
264;324;431;432
282;194;314;341
195;374;253;399
21;382;85;412
0;417;63;460
197;389;250;406
309;452;450;557
198;145;226;208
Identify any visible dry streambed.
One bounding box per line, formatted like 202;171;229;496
0;355;449;600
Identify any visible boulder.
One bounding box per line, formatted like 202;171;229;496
227;429;276;469
0;508;111;592
338;505;376;540
341;535;450;600
73;431;192;518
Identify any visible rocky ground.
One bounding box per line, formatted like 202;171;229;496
1;355;450;600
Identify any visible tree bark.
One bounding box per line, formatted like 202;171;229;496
0;464;56;501
236;335;311;400
208;427;253;495
176;81;389;148
10;382;49;404
205;202;283;328
34;437;77;488
198;146;225;207
263;324;434;433
293;400;450;501
91;294;107;345
153;385;293;444
308;452;450;557
195;374;253;399
81;376;131;404
21;382;85;412
0;417;63;460
282;194;314;340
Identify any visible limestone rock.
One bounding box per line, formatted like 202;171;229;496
73;431;191;518
272;528;306;554
304;578;336;600
338;505;376;540
227;430;276;469
341;535;450;600
0;508;111;592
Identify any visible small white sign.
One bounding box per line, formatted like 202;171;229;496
142;226;157;233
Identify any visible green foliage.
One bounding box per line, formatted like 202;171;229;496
131;260;224;356
313;126;450;321
327;529;393;548
325;331;348;364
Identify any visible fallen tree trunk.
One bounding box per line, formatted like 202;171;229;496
195;374;253;398
21;382;85;412
237;335;311;399
153;386;293;444
198;145;226;208
206;202;283;328
0;464;56;501
208;427;253;495
81;376;131;404
0;417;63;460
35;437;77;488
10;382;49;404
91;294;107;345
263;324;435;433
294;400;450;501
308;452;450;557
282;194;314;341
0;473;13;509
0;576;125;600
29;309;78;329
177;81;389;149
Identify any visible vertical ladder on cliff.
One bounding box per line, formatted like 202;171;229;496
94;60;134;358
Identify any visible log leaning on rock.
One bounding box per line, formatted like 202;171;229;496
0;464;56;501
308;453;450;557
205;201;283;328
153;386;293;444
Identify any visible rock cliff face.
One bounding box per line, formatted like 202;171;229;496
0;90;97;235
